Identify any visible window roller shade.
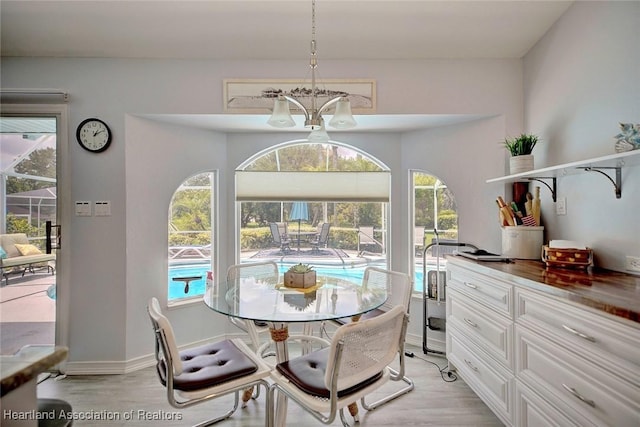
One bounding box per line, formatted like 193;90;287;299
235;171;390;202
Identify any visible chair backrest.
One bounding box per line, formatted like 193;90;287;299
275;222;288;237
317;223;331;244
362;266;412;313
269;223;283;244
226;261;279;284
325;305;407;392
147;297;183;375
358;226;376;245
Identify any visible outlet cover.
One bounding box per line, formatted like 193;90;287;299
626;256;640;272
556;197;567;215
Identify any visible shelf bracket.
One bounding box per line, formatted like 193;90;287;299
527;177;557;202
578;166;622;199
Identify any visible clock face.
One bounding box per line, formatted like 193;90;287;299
76;118;112;153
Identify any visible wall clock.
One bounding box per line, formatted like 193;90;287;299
76;118;112;153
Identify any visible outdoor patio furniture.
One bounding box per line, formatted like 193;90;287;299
168;244;211;260
0;233;56;285
269;223;291;253
309;223;330;252
356;226;382;255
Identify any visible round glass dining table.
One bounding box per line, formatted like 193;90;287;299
203;274;387;324
202;273;388;426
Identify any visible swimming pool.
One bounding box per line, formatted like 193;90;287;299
168;262;429;300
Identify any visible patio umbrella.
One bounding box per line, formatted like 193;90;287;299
289;201;309;251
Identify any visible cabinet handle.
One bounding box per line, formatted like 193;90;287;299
464;318;478;328
561;383;596;408
562;324;596;342
464;359;479;372
464;282;477;289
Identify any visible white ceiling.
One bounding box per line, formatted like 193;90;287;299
0;0;574;133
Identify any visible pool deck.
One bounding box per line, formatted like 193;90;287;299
0;270;55;355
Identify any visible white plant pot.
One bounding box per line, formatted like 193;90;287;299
509;154;534;174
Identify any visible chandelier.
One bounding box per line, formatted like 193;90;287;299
267;0;357;141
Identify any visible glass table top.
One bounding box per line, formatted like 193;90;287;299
203;274;387;323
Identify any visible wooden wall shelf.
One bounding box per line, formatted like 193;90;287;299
486;150;640;201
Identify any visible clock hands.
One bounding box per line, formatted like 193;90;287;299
93;129;105;137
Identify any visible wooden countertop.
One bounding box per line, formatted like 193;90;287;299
0;346;68;397
446;255;640;323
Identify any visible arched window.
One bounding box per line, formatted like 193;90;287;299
236;141;390;278
412;170;459;292
167;172;216;302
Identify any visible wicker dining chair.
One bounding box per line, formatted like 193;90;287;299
267;305;409;427
147;297;271;426
329;266;415;410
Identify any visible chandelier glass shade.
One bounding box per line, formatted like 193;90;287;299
267;0;356;139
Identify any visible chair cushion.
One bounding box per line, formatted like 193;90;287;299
334;308;385;325
0;234;29;258
276;347;382;398
157;340;258;392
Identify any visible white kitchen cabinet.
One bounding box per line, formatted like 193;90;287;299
446;261;515;425
446;257;640;427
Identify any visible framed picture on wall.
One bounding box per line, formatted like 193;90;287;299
223;79;376;114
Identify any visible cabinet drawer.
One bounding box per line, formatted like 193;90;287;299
448;327;513;425
516;288;640;387
447;288;513;369
447;263;513;318
515;380;585;427
516;326;640;427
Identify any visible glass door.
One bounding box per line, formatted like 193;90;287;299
0;115;59;355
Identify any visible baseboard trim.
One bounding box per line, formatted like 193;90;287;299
64;333;240;375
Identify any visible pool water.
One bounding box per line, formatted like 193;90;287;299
168;263;427;300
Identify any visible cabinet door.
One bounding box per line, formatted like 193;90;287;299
516;326;640;427
448;263;513;318
516;288;640;387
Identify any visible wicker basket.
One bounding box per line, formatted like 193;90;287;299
541;245;593;269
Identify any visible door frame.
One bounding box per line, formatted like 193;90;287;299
1;104;71;365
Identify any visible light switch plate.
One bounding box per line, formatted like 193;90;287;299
75;201;91;216
95;201;111;216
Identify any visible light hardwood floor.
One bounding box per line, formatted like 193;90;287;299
37;345;503;427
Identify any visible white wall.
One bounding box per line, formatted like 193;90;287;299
5;1;635;368
523;1;640;271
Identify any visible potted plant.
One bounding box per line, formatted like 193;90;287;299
284;263;316;288
504;133;539;174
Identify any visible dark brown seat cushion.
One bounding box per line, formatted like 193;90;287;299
157;340;257;391
333;308;385;325
276;347;382;398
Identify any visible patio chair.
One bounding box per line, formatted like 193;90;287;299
275;222;288;239
267;305;408;427
329;267;415;410
356;226;382;255
269;223;291;253
147;297;271;426
309;222;330;252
